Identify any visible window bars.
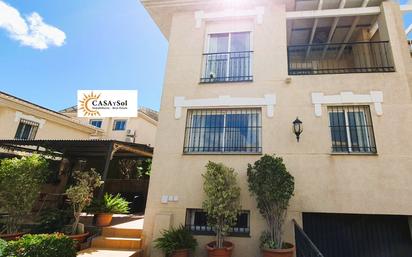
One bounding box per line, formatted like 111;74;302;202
183;108;262;154
185;209;250;237
328;105;377;153
14;119;39;140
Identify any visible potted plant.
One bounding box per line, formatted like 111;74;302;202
65;169;103;246
247;154;295;257
0;155;49;240
202;162;241;257
154;225;198;257
87;193;130;227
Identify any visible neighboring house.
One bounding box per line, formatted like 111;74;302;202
0;91;103;140
60;106;158;146
141;1;412;257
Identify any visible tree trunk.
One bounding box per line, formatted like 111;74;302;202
72;211;80;235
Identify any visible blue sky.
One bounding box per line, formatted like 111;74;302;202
0;0;411;112
0;0;167;111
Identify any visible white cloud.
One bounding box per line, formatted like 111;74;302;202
0;1;66;49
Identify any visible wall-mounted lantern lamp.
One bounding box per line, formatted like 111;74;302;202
293;117;303;142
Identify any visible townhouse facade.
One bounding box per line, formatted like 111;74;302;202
0;91;102;140
0;91;158;147
141;0;412;257
60;106;158;146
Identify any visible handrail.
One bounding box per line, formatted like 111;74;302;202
287;41;395;75
293;219;324;257
202;50;253;55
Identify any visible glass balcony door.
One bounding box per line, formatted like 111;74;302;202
203;32;251;82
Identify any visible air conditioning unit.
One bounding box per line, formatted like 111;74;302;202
126;129;135;136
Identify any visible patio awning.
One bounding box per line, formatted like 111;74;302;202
0;139;153;198
0;139;153;158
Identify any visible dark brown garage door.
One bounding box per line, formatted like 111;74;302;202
301;213;412;257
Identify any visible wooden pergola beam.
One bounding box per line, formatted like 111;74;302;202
306;0;324;58
286;4;412;20
336;0;370;59
322;0;347;58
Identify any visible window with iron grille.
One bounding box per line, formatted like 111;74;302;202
185;209;250;237
328;105;377;153
183;108;262;154
15;119;39;140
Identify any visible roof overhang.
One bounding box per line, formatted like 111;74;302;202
0;92;103;134
0;139;153;158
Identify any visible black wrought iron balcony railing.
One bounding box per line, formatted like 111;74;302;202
200;51;253;83
287;41;395;75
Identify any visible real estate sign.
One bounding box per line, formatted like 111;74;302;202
77;90;138;117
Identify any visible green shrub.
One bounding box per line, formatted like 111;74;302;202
0;239;6;256
0;155;49;234
247;154;295;249
87;193;130;214
154;225;198;255
2;233;76;257
33;208;72;234
202;162;241;248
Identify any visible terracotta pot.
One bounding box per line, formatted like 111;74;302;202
262;243;295;257
206;241;233;257
170;249;190;257
67;232;90;251
0;232;24;241
93;213;113;227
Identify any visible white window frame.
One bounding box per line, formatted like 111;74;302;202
15;119;39;140
184;108;262;154
328;106;375;153
113;119;127;131
89;119;103;128
204;31;253;80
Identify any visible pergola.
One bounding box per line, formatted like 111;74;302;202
0;139;153;197
287;0;412;46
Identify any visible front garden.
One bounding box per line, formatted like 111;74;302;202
154;154;295;257
0;154;131;257
0;153;295;257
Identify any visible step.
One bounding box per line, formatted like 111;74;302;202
77;248;142;257
102;227;142;238
91;236;142;249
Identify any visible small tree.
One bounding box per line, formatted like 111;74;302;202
202;162;241;248
0;155;49;234
66;169;103;235
247;154;294;249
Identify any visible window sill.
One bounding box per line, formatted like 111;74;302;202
190;232;251;238
330;152;378;156
183;152;262;156
199;79;253;84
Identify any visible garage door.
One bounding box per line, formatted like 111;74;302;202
302;213;412;257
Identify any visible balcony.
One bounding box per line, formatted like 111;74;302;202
408;40;412;55
287;41;395;76
200;51;253;83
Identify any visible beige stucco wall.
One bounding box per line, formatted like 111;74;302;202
143;1;412;257
0;105;97;140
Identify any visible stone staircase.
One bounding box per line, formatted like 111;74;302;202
77;219;143;257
